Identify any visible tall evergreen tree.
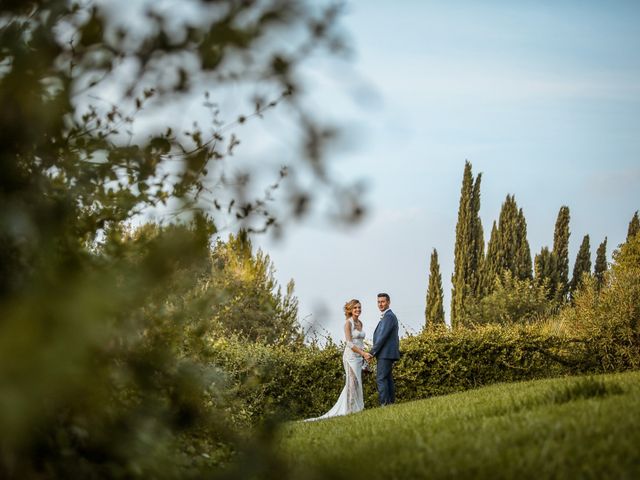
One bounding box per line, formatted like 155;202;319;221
534;246;557;298
594;237;608;291
481;221;500;295
516;207;533;280
570;234;591;296
627;211;640;241
470;173;485;296
425;249;445;329
451;161;484;327
552;206;571;303
483;195;532;293
485;196;515;288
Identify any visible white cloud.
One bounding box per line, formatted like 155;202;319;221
367;56;640;106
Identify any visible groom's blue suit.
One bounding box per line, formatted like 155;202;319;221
371;309;400;406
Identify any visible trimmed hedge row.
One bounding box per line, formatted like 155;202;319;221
204;319;640;422
204;337;346;423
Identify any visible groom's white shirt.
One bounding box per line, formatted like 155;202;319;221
379;308;389;319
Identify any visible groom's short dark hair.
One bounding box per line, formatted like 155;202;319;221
377;293;390;301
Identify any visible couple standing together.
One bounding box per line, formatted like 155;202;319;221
307;293;400;421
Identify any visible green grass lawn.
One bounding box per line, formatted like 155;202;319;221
278;371;640;479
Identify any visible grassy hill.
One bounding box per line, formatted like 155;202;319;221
278;371;640;479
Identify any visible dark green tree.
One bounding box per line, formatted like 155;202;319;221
483;194;532;292
425;248;445;329
451;161;484;327
471;172;486;295
515;207;533;280
627;211;640;241
594;237;608;291
553;206;571;303
534;246;558;299
571;234;592;296
481;221;500;295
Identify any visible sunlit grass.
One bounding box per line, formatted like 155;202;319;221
278;371;640;479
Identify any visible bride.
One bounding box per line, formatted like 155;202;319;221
306;299;373;421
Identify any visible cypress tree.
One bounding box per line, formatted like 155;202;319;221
594;237;607;291
451;161;483;327
627;211;640;241
570;234;591;295
451;162;473;328
470;173;485;296
425;248;445;329
483;195;532;293
487;195;517;284
534;246;557;298
552;206;571;303
481;221;500;294
516;207;533;280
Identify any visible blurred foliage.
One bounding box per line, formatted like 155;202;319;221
100;223;302;350
0;0;356;478
0;212;238;478
207;230;302;346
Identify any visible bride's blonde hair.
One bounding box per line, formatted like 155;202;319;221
343;299;361;318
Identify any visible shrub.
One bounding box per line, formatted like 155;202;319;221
204;318;640;423
465;271;554;325
555;234;640;371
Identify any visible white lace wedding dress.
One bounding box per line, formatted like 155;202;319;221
305;319;366;421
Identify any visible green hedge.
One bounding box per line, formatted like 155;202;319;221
204;337;346;422
204;320;640;423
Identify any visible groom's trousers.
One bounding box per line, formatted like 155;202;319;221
376;358;395;405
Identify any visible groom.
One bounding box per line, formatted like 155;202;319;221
369;292;400;406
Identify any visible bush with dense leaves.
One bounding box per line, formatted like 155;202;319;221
556;233;640;372
464;271;554;326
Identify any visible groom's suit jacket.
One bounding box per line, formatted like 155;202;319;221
371;309;400;360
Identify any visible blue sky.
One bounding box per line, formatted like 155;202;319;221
252;0;640;341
